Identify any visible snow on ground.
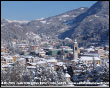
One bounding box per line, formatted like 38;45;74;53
47;22;51;24
59;18;62;21
40;20;47;24
36;26;40;28
1;24;5;27
80;8;85;10
72;15;76;17
89;19;93;21
62;14;69;17
94;15;99;17
5;19;29;24
36;17;45;20
14;24;23;28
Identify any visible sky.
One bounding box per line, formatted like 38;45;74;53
1;1;97;21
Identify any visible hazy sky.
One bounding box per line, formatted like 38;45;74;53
1;1;97;20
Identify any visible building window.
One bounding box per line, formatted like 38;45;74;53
75;47;77;50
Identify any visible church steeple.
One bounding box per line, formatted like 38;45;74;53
73;39;78;59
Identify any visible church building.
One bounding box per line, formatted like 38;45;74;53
73;39;79;59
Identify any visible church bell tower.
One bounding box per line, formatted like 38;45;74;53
73;39;78;59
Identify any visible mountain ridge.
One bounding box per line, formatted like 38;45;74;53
1;7;88;46
59;1;109;46
1;1;109;47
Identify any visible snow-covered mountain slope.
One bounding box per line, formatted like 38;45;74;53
1;7;88;44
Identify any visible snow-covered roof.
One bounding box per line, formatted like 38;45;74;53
27;66;36;69
37;61;46;64
17;58;25;61
13;54;20;57
71;58;80;62
2;64;13;68
83;53;100;57
3;56;13;60
80;56;100;61
65;73;70;77
39;51;46;54
25;56;34;58
30;63;37;66
85;48;95;51
47;58;57;63
57;62;64;66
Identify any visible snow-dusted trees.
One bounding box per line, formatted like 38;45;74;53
1;68;12;85
1;62;71;86
71;58;109;86
100;65;109;82
10;62;26;84
22;68;34;83
33;64;70;86
1;62;26;86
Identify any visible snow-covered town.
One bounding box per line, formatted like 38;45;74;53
1;37;109;86
1;1;109;87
